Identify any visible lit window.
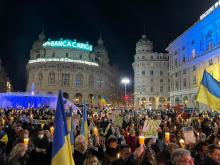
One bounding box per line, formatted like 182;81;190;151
192;49;196;58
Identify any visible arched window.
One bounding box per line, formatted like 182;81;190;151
62;73;70;86
48;72;55;85
75;73;83;88
88;75;94;88
38;72;43;85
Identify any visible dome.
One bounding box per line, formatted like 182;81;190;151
136;34;153;52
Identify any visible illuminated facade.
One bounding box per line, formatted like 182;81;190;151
166;4;220;110
26;31;121;105
133;35;169;109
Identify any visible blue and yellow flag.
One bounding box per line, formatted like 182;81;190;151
197;70;220;111
80;102;88;144
51;90;75;165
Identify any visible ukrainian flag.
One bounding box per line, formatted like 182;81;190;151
80;102;88;144
197;70;220;111
51;90;75;165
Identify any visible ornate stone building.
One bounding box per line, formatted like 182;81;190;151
133;35;169;109
26;31;121;105
166;3;220;110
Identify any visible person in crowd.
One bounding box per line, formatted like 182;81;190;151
199;144;220;165
192;141;208;164
111;144;135;165
125;129;137;152
170;148;194;165
73;135;88;165
157;143;179;165
102;135;118;165
83;153;100;165
8;143;28;165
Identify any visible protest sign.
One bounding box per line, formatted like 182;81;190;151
182;126;196;144
142;119;161;138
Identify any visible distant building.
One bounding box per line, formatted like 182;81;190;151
166;2;220;110
0;59;11;92
26;31;121;105
133;35;169;109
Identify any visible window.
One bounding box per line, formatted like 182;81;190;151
97;78;103;88
160;86;163;92
193;65;196;71
142;71;145;75
182;56;185;62
193;76;197;85
183;78;187;88
142;56;145;59
48;72;55;85
151;56;153;59
183;69;186;74
175;72;178;77
174;51;178;55
175;59;178;66
209;59;213;66
52;52;55;57
192;40;195;45
79;54;82;59
192;49;196;58
182;46;185;51
175;81;178;90
38;72;43;85
137;57;139;60
160;79;163;83
160;71;163;75
88;75;94;88
75;73;83;88
150;70;153;75
150;87;154;92
150;79;154;82
66;53;68;58
62;73;70;86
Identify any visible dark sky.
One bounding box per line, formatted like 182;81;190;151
0;0;217;91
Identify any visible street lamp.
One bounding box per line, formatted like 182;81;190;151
121;78;130;99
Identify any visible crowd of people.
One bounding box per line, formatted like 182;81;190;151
1;107;220;165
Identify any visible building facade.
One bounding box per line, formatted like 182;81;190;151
26;31;121;105
133;35;169;109
166;3;220;110
0;59;11;92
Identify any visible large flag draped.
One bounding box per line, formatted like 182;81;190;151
80;102;88;144
197;70;220;111
51;90;75;165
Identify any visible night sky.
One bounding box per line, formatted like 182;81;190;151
0;0;217;91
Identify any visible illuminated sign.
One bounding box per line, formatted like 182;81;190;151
43;39;93;51
29;58;98;66
200;0;220;20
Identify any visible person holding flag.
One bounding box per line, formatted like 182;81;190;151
51;90;75;165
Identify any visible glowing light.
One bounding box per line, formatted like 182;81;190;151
200;0;220;20
121;78;130;84
28;58;99;66
43;39;93;51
